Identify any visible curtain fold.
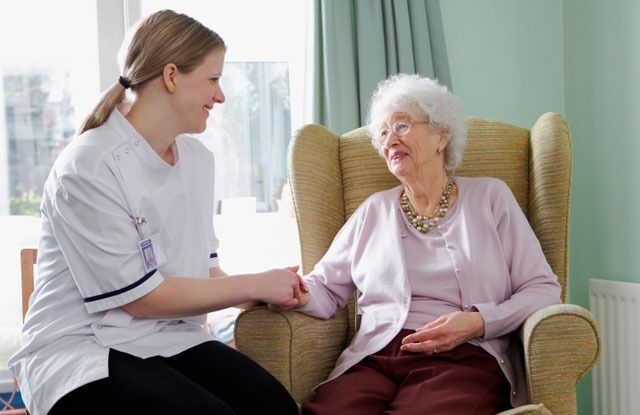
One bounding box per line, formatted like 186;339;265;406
306;0;450;134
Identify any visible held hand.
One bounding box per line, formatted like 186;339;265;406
255;266;302;307
400;311;485;354
294;273;310;307
287;266;309;294
268;269;310;312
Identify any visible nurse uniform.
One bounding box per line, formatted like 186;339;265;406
9;109;219;414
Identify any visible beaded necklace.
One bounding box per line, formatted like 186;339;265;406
400;177;455;234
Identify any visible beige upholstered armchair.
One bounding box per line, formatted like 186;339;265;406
235;113;600;415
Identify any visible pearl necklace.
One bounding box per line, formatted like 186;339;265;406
400;177;455;234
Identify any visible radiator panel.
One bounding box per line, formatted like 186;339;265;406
589;279;640;415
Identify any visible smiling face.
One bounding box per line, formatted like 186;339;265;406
377;112;448;181
173;48;226;134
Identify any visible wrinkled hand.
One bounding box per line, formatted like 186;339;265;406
400;311;485;354
268;268;310;312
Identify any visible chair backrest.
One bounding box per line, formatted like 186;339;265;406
20;248;37;321
289;113;571;335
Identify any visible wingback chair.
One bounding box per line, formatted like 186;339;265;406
234;113;600;415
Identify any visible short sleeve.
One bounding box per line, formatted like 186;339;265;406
205;149;219;268
47;172;164;314
208;220;220;268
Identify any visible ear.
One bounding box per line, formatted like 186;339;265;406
437;128;450;153
162;63;179;93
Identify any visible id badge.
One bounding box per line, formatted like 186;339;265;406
138;232;166;273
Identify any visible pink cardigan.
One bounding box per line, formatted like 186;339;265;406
297;176;561;406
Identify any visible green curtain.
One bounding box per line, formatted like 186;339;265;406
308;0;451;134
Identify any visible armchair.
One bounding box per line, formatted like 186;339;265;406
235;113;599;415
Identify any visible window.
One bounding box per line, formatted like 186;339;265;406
0;0;305;393
0;2;100;216
203;61;292;212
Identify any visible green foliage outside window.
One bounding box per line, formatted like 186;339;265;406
10;185;42;217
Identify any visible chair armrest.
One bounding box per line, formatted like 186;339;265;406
234;306;349;403
520;304;600;415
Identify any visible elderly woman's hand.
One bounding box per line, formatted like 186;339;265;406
400;311;485;354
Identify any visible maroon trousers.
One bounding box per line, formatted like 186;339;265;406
302;330;512;415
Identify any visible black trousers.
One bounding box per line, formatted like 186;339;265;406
49;341;298;415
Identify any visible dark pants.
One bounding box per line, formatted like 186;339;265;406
302;329;512;415
49;341;298;415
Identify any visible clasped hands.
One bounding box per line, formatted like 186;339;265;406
400;311;485;354
259;266;309;310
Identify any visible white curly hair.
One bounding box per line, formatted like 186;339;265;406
367;74;467;172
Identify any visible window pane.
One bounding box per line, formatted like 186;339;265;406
202;62;291;212
0;0;100;369
4;66;77;215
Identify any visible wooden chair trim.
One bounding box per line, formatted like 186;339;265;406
20;248;37;320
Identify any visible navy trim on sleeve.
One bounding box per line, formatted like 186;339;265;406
210;252;218;259
84;269;157;303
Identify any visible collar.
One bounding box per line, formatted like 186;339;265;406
106;109;180;169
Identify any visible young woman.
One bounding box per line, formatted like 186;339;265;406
9;10;300;415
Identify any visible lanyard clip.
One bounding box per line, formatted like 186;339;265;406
135;216;147;225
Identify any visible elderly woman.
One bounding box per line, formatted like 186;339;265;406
275;74;562;414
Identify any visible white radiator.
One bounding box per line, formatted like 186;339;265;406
589;279;640;415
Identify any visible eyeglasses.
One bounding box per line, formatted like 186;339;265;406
377;119;429;142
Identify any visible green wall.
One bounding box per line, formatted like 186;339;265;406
564;0;640;286
564;1;640;413
440;1;640;413
440;0;565;128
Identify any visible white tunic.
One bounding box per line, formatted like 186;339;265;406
9;110;220;415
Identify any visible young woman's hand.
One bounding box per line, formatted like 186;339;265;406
267;268;310;312
255;266;306;307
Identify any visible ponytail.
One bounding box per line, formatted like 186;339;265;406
77;83;127;136
77;9;225;137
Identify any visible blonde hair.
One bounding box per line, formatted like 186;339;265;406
78;9;225;135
